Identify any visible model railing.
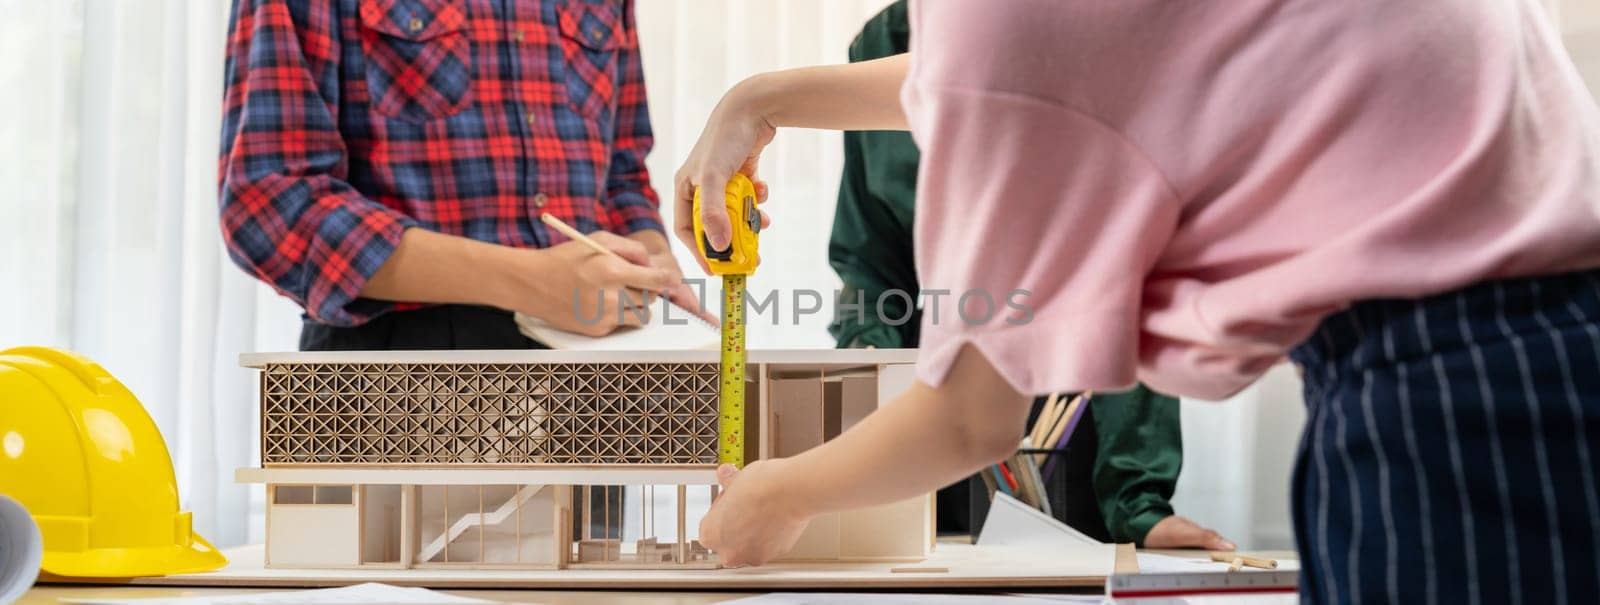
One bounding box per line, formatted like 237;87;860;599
258;362;721;465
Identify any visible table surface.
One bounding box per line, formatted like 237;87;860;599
20;585;762;605
21;549;1296;604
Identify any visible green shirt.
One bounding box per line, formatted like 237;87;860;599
826;1;1183;545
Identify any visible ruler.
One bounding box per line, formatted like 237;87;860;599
1106;570;1298;600
717;273;747;468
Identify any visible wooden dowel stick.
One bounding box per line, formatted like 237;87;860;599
677;484;687;564
1210;551;1279;569
443;485;449;564
478;487;484;563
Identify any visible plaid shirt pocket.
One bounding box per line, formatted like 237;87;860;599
557;1;624;120
358;0;474;123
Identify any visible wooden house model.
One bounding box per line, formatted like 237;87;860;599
234;349;932;570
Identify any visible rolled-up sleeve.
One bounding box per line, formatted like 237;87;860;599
603;0;664;235
1089;386;1183;545
218;0;417;327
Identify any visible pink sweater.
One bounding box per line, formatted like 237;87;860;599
904;0;1600;400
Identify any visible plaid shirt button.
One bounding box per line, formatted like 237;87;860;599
526;112;536;126
533;193;548;208
408;17;423;32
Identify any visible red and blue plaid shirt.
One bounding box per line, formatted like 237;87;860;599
219;0;661;326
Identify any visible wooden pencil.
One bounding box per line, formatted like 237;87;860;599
1037;393;1065;447
1042;393;1088;456
540;214;627;262
1041;392;1093;477
1029;392;1063;449
1005;453;1031;508
990;465;1014;496
1019;448;1053;517
1032;397;1069;465
1055;393;1090;448
997;461;1020;492
1012;450;1042;510
541;213;667;303
1030;393;1067;465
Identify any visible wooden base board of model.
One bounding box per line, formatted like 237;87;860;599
43;542;1135;590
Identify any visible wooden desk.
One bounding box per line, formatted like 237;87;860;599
20;548;1294;603
21;585;758;605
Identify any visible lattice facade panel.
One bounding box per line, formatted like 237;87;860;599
260;363;720;465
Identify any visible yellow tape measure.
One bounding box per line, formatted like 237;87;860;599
718;273;747;467
692;174;760;468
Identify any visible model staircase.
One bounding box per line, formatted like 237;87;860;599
419;485;546;562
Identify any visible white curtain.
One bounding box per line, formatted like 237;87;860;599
639;0;894;348
0;0;275;547
1550;0;1600;100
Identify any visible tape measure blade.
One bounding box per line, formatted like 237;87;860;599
718;274;747;468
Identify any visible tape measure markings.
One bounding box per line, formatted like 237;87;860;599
718;273;747;468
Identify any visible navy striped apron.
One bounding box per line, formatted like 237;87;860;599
1289;269;1600;604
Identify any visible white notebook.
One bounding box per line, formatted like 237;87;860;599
513;307;719;351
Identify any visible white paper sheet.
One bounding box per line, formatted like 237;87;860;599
976;492;1103;549
721;594;1103;604
973;492;1116;578
513;307;718;350
58;583;497;605
0;494;42;605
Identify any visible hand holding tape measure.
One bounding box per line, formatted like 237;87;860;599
672;98;773;470
692;174;762;468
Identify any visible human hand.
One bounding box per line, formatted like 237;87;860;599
1143;515;1236;551
673;79;774;274
626;231;719;326
699;461;811;567
497;233;674;336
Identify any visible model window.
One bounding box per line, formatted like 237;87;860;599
315;485;354;505
274;484;353;505
274;485;313;504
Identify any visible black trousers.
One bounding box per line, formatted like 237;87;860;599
299;304;543;351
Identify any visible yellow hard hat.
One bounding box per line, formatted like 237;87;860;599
0;346;226;577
